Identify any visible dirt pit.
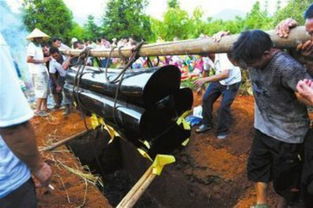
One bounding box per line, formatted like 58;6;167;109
31;111;111;208
32;94;313;208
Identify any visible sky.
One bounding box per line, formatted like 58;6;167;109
6;0;288;24
7;0;289;24
63;0;288;24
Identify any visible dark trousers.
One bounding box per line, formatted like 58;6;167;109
301;129;313;207
0;179;37;208
248;129;304;204
201;81;240;134
100;58;110;67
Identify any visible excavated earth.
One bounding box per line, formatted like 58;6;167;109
33;93;313;208
32;111;111;208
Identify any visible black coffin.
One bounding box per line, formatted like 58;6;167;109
66;65;181;108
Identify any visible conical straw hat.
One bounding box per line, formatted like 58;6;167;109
26;28;50;40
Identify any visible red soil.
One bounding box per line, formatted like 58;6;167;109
184;92;313;207
31;111;111;208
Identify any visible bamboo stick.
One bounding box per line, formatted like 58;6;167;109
41;130;88;151
116;166;153;208
61;26;310;58
122;173;156;208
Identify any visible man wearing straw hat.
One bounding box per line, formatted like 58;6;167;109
26;28;51;117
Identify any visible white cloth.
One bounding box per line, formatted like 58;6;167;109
60;43;71;50
32;72;49;98
0;33;33;198
202;57;214;71
26;42;48;74
214;53;241;85
49;57;67;77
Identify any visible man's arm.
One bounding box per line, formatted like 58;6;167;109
194;70;229;87
0;121;52;187
62;57;72;70
27;56;50;64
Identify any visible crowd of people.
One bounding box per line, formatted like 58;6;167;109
25;29;236;119
2;2;313;208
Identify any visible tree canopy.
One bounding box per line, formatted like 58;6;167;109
84;15;102;41
23;0;73;42
102;0;153;41
21;0;313;43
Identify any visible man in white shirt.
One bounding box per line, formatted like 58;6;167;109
0;33;52;208
49;47;72;115
51;37;71;50
26;28;51;116
194;53;241;139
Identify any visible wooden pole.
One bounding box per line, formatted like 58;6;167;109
116;166;153;208
41;130;88;151
122;173;156;208
61;26;310;58
116;155;175;208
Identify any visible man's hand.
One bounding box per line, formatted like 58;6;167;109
212;31;230;42
296;79;313;105
194;78;207;88
276;18;298;38
32;162;52;188
296;40;313;57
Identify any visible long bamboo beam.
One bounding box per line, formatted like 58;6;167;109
61;26;310;58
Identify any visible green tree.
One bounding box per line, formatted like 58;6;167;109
68;22;87;41
168;0;179;8
272;0;313;26
189;7;207;38
243;1;272;30
102;0;154;42
152;8;192;41
84;15;101;40
23;0;73;42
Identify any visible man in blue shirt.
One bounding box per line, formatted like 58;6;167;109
0;33;52;207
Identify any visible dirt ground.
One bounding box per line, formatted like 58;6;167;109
31;110;111;208
183;92;313;207
32;93;313;207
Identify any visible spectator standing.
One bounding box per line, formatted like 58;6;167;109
26;28;51;117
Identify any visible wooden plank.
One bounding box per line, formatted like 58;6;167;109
61;26;310;58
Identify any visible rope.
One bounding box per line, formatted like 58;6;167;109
111;41;145;126
104;46;117;83
72;47;93;130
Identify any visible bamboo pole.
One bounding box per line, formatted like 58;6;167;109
41;130;88;151
61;26;310;58
116;166;153;208
122;173;156;208
116;155;175;208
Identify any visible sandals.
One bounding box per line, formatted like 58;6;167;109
34;111;49;117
